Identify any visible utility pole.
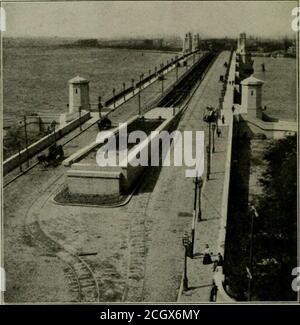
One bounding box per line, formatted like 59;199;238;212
23;115;29;168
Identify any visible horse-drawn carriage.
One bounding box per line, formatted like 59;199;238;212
37;144;64;167
97;117;112;131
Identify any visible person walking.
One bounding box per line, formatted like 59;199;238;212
217;253;224;267
203;244;213;265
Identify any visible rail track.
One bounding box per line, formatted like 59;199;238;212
157;52;218;108
24;174;100;302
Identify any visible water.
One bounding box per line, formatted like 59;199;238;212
3;45;176;126
252;57;297;121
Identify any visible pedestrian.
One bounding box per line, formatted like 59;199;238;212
217;128;221;138
232;105;235;113
217;253;224;267
210;282;218;302
221;115;225;124
203;244;212;265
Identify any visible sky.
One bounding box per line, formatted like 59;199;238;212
2;1;298;39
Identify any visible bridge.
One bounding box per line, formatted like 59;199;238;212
3;32;296;303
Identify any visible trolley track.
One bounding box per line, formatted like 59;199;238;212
24;174;100;302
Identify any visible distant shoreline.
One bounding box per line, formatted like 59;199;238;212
4;43;181;55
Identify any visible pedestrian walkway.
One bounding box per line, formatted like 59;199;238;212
177;50;231;302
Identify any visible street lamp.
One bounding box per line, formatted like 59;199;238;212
123;82;126;101
247;204;259;301
98;96;103;119
203;106;218;180
112;88;116;109
212;123;216;153
182;233;191;291
17;140;23;172
158;74;165;95
23;115;30;168
198;177;203;221
138;74;142;115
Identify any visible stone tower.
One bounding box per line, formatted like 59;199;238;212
241;75;264;118
237;32;246;56
68;76;90;114
193;33;200;51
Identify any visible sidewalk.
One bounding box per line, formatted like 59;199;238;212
177;50;231;302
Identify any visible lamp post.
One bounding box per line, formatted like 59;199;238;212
98;96;102;119
198;177;203;221
247;205;258;301
191;176;203;253
138;75;142;115
17;140;22;172
112;88;116;109
182;233;191;291
158;74;165;95
203;107;218;180
123;82;126;101
131;78;135;95
207;123;211;180
212;123;216;153
23;115;29;168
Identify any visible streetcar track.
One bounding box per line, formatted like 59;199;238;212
24;173;101;302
